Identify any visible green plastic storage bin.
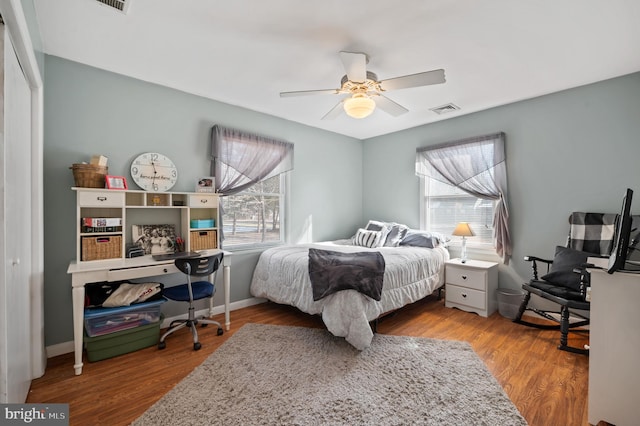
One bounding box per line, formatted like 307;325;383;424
83;314;163;362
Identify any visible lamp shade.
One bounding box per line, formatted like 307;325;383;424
343;94;376;118
452;222;475;237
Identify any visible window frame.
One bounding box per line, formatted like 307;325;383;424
220;173;289;252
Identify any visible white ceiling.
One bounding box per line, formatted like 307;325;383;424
33;0;640;140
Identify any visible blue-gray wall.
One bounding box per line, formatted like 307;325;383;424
43;56;364;346
363;72;640;288
43;54;640;348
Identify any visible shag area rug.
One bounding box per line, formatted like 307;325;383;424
132;323;527;426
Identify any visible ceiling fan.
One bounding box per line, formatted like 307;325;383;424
279;51;446;120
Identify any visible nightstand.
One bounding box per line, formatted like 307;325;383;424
445;258;499;317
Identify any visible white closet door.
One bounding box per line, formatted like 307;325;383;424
0;26;33;403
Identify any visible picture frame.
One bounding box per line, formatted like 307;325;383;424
131;224;177;255
196;176;215;193
105;175;128;190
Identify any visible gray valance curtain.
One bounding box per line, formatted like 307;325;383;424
210;125;294;195
415;132;511;264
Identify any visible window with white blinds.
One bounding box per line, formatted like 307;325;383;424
423;177;497;247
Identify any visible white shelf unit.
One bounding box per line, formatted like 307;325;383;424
74;187;219;263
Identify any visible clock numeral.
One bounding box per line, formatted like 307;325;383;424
150;153;159;162
153;183;159;191
171;170;177;177
132;166;138;175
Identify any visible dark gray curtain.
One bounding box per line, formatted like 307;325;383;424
210;125;294;244
210;125;294;195
415;132;511;264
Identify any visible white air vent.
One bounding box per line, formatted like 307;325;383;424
96;0;131;14
430;103;460;115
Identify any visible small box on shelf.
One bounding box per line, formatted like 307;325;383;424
190;219;215;228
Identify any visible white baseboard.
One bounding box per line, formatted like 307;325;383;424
45;297;267;359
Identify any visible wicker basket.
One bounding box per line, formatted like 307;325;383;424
82;235;122;261
190;230;218;250
70;164;108;188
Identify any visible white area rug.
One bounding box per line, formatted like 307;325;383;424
132;323;527;425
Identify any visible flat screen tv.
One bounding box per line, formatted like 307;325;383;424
607;188;634;274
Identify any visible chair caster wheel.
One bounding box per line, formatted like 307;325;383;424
158;341;166;350
194;342;201;351
217;328;224;336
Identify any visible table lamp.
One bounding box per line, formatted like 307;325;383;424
452;222;475;263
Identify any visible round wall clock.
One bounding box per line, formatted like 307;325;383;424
130;152;178;192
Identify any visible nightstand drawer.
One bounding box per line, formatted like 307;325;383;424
446;284;486;310
446;266;487;291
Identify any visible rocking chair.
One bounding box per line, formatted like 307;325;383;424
513;212;617;355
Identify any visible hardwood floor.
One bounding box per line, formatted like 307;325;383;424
27;296;590;426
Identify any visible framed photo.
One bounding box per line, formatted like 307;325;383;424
105;175;128;190
132;224;176;255
196;176;215;193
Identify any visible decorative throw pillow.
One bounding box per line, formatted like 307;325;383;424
540;246;593;290
353;228;382;248
364;220;391;247
383;223;409;247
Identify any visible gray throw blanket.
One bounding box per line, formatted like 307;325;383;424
308;248;385;301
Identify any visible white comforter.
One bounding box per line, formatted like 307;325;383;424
250;240;450;350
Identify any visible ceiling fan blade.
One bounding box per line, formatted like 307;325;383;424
280;88;339;97
321;101;345;120
374;95;409;117
379;69;446;91
339;51;367;83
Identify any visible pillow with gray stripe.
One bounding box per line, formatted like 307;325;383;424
353;228;382;248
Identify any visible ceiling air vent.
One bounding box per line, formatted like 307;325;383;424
430;103;460;115
95;0;131;14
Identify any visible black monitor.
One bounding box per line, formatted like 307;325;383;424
607;188;634;274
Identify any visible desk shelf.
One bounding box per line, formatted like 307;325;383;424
73;187;220;262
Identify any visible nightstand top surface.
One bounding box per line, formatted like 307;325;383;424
446;258;499;269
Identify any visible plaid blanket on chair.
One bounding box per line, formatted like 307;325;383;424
568;212;617;256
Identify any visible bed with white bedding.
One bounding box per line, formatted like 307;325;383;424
250;227;450;350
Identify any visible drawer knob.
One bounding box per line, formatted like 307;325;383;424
200;199;208;204
97;196;107;202
163;268;168;273
461;275;468;280
461;293;467;298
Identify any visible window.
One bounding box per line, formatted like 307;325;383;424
415;132;510;262
422;177;497;247
220;174;286;250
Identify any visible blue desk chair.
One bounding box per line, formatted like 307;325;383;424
158;253;224;350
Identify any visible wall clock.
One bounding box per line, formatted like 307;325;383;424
130;152;178;192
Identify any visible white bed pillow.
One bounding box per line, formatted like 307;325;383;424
352;228;383;248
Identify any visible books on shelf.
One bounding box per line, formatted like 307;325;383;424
82;217;123;233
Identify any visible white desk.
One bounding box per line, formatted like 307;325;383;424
67;249;230;375
588;269;640;426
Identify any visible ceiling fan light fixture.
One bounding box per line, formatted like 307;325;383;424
343;94;376;119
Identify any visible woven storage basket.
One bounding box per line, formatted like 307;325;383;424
70;164;108;188
190;230;217;250
82;235;122;261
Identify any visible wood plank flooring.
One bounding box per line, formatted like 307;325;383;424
27;296;591;426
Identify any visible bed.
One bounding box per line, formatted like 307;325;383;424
250;223;450;350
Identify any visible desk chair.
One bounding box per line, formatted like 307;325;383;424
158;253;224;350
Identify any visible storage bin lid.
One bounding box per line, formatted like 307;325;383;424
84;299;165;318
